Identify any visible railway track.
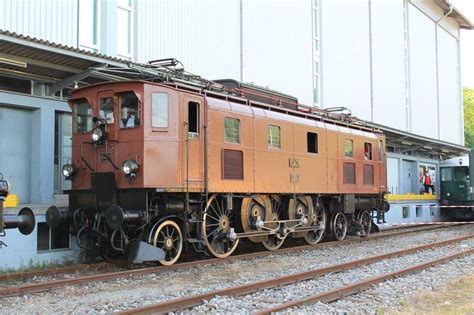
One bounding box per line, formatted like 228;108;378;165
118;234;474;314
0;223;470;299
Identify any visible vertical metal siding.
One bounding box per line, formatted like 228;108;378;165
0;0;78;47
371;0;406;130
320;0;371;118
241;0;313;106
135;0;240;80
438;29;461;144
408;4;438;139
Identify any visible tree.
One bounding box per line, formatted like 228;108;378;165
464;87;474;147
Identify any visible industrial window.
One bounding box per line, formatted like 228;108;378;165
117;0;134;58
120;92;140;128
268;125;281;148
37;223;70;251
416;205;423;218
344;139;353;158
363;165;374;185
344;162;356;184
79;0;100;51
307;132;318;153
188;102;200;135
74;99;93;134
151;93;168;128
99;97;115;124
225;117;240;143
0;75;31;94
364;142;372;160
402;206;409;219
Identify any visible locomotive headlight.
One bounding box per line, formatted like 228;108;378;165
122;160;139;177
62;164;76;179
91;128;103;143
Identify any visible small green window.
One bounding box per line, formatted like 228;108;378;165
344;139;353;158
268;125;281;148
225;117;240;143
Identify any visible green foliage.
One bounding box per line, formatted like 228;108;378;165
464;87;474;147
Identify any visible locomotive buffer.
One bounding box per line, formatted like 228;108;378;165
0;174;36;248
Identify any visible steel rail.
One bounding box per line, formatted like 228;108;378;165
118;234;473;315
0;263;107;283
257;248;474;314
0;223;466;298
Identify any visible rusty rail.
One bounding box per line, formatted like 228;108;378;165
257;248;474;314
0;223;467;298
118;234;473;314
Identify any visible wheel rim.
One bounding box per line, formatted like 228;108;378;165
153;220;183;266
304;206;326;245
262;195;285;251
203;194;239;258
241;195;267;243
358;210;372;236
332;212;347;241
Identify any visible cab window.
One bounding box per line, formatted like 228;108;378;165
74;99;93;133
364;142;372;160
268;125;281;148
344;139;353;158
120;92;140;128
455;167;469;181
151;93;168;128
441;168;453;181
99;97;115;124
225;117;240;143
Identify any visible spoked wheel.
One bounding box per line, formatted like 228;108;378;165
241;195;268;243
330;212;347;241
203;194;239;258
304;205;327;245
262;195;285;251
152;220;183;266
357;210;372;236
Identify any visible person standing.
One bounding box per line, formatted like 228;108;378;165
420;170;434;194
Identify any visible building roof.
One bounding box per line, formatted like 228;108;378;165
434;0;474;30
0;30;130;94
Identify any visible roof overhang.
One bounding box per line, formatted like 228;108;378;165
373;123;470;158
433;0;474;30
0;30;130;95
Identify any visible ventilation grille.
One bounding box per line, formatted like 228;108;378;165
344;162;356;184
363;164;374;185
222;149;243;180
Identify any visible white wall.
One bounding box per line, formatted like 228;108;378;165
408;3;438;138
438;28;462;144
0;0;78;47
320;0;371;119
134;0;241;81
371;0;407;130
242;0;313;105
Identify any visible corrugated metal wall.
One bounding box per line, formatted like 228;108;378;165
134;0;241;80
242;0;313;105
0;0;78;47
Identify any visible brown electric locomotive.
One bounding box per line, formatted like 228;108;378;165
46;60;389;265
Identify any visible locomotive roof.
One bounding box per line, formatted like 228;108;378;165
440;155;470;167
72;61;382;135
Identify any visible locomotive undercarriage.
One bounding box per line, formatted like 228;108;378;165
47;185;387;265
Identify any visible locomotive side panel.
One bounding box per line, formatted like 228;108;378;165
293;120;328;194
253;110;295;193
326;126;339;193
207;101;255;193
142;85;182;189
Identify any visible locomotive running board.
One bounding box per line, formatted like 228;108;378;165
128;240;165;264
